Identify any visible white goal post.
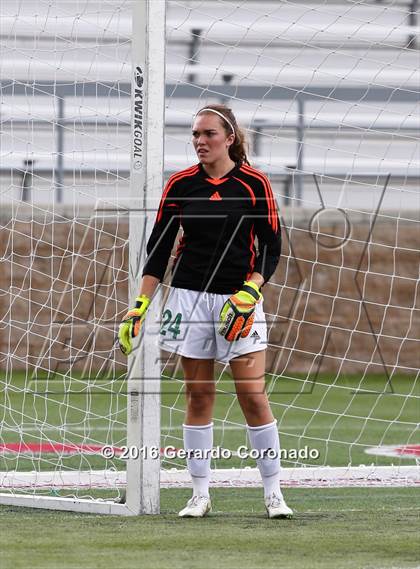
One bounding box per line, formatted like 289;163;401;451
0;0;165;515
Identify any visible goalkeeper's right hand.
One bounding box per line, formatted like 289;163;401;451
118;294;151;356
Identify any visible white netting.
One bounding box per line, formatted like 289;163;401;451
1;0;133;503
161;0;420;482
0;0;419;508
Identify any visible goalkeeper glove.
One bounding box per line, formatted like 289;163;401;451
218;281;263;342
118;294;151;355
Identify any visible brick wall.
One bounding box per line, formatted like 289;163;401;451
1;209;418;376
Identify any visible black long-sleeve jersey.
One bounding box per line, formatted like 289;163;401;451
142;162;281;294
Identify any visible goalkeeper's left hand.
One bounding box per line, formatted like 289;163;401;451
218;281;263;342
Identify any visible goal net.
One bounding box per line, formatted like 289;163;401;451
1;0;419;514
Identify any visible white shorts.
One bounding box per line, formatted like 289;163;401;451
158;287;267;363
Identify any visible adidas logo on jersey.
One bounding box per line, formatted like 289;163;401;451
251;330;260;339
209;191;222;201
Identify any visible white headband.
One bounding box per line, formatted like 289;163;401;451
196;108;235;137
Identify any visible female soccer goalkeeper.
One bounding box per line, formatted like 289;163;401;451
118;104;293;520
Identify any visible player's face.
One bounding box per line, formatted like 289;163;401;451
192;114;234;165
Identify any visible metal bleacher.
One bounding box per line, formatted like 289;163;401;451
1;0;419;209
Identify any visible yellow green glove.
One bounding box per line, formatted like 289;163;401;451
218;281;263;342
118;295;151;355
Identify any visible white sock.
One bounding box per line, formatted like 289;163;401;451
183;422;213;498
247;420;284;499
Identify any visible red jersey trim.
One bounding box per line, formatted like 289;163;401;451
233;176;256;206
157;165;199;222
246;225;256;280
206;177;228;186
240;164;278;232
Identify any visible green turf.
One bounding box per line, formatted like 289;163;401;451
1;373;419;568
1;373;418;479
1;487;419;569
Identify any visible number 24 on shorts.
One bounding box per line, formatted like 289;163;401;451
160;309;182;339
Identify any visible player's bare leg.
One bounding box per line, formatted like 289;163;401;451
178;357;215;517
183;357;215;426
230;350;293;518
230;350;272;426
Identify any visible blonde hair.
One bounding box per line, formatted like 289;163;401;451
196;104;250;165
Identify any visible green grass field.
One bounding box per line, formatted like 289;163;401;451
1;487;419;569
1;373;419;568
1;372;418;476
